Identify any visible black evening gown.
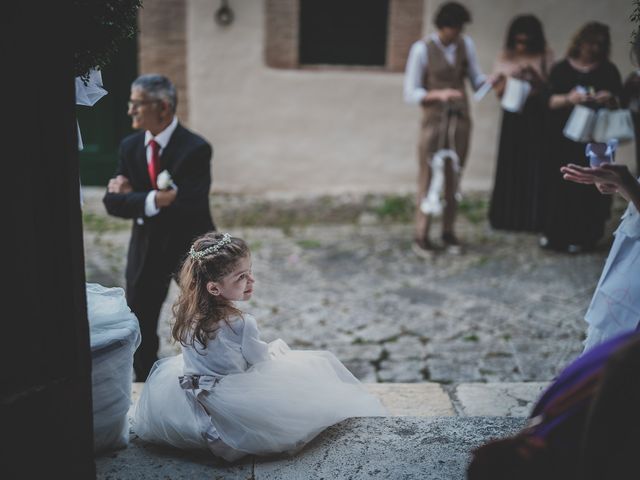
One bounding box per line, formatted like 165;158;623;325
489;91;548;232
541;59;622;251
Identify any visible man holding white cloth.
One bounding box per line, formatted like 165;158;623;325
404;2;487;256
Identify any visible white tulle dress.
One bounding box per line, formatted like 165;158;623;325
583;201;640;351
132;314;386;461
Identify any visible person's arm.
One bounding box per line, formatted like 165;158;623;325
161;142;212;217
549;89;588;109
403;41;429;105
102;142;149;219
240;315;270;365
464;36;487;91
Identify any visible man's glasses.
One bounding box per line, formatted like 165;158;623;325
127;100;159;110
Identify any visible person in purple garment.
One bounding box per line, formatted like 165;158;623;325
467;330;640;480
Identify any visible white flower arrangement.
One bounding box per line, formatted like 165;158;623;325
156;170;177;190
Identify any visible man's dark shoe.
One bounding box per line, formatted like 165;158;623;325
412;239;436;259
442;232;462;254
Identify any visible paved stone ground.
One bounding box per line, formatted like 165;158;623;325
96;417;526;480
82;187;625;384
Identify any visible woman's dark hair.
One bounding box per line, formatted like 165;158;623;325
567;22;611;62
505;15;547;55
434;2;471;29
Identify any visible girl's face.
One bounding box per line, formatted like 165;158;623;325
208;255;254;301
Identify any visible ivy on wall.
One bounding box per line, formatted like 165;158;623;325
73;0;142;82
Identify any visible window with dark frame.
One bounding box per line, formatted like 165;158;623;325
299;0;389;67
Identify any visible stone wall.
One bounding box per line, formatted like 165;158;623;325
138;0;189;123
138;0;636;195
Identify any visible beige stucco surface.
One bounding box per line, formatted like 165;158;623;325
188;0;636;195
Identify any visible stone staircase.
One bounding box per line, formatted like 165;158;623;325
95;382;546;479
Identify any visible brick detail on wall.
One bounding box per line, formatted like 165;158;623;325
264;0;422;71
138;0;189;123
265;0;300;69
386;0;424;72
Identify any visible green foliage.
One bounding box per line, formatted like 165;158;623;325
458;197;487;224
73;0;142;81
296;239;322;249
373;195;413;222
83;212;129;233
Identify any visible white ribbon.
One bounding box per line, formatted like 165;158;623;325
420;149;461;216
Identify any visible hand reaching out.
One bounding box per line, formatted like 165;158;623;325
561;163;632;188
561;163;639;204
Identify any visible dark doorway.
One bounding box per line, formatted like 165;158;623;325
2;2;95;477
299;0;389;66
77;34;138;186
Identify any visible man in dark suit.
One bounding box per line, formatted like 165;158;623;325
103;74;215;381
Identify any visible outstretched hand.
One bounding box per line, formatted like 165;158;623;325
562;163;640;211
561;163;635;195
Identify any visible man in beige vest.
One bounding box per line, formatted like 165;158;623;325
404;2;487;257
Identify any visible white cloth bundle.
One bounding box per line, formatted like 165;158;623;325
75;68;108;151
87;283;141;453
420;149;461;216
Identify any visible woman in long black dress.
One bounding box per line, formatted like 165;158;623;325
541;22;622;253
489;15;553;231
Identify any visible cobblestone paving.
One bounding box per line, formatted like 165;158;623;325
82;189;623;384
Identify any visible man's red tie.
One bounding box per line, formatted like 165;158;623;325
148;139;161;189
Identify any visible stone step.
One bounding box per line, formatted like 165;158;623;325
97;416;527;479
100;382;544;479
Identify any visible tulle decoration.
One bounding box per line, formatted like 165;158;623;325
133;341;386;461
87;283;141;453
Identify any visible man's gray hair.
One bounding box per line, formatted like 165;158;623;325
131;74;177;113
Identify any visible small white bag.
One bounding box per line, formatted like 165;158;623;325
563;105;597;142
592;109;635;143
501;77;531;113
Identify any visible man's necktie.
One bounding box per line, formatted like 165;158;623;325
148;139;161;189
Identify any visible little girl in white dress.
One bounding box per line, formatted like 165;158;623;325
132;232;386;461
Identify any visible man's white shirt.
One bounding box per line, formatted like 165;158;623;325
403;33;486;105
143;116;178;218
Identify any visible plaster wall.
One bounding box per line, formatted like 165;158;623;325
188;0;636;195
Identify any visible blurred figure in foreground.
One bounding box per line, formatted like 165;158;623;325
467;330;640;480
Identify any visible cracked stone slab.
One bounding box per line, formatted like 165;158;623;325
364;383;455;416
96;435;254;480
253;417;526;480
455;382;549;417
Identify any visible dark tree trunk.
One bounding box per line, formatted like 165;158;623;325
1;2;95;478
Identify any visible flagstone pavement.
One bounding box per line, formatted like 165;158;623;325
81;187;624;385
